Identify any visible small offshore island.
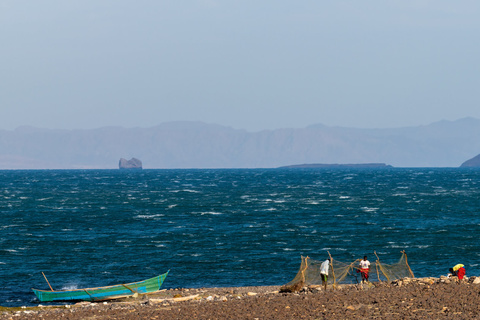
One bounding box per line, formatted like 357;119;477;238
118;158;143;169
279;163;393;169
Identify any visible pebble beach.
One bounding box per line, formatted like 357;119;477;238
2;276;479;320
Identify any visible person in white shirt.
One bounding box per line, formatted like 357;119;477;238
320;258;330;290
359;256;370;283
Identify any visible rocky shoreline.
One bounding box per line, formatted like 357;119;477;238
2;276;480;319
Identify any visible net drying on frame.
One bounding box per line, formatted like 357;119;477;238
284;251;414;289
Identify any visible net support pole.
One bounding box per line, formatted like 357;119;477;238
327;251;336;290
402;250;415;278
301;256;309;284
374;251;381;282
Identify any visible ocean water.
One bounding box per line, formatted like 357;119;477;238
1;168;480;306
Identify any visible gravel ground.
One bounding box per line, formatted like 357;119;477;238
2;277;479;319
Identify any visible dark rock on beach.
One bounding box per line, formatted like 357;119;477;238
3;277;480;319
119;158;142;169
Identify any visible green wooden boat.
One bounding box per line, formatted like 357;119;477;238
32;271;169;302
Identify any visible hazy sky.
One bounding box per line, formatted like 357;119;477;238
1;1;480;132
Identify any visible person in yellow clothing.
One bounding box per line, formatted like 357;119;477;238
449;264;466;280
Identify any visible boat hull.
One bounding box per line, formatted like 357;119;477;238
32;271;169;302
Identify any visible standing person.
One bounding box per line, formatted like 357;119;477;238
320;258;330;290
359;256;370;283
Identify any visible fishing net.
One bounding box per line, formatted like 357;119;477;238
284;251;414;289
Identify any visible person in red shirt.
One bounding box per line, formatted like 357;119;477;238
449;264;466;280
358;256;370;283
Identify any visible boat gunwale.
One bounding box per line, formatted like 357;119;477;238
31;272;168;294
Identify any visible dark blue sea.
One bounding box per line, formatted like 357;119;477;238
1;168;480;307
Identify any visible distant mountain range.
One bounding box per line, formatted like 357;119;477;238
1;118;480;169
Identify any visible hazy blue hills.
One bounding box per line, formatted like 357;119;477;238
1;118;480;169
279;163;393;169
461;154;480;167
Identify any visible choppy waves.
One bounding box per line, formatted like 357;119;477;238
1;168;480;306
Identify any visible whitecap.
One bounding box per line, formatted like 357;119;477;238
36;197;52;201
388;244;408;248
199;211;223;215
171;189;200;193
0;225;19;230
134;214;165;219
